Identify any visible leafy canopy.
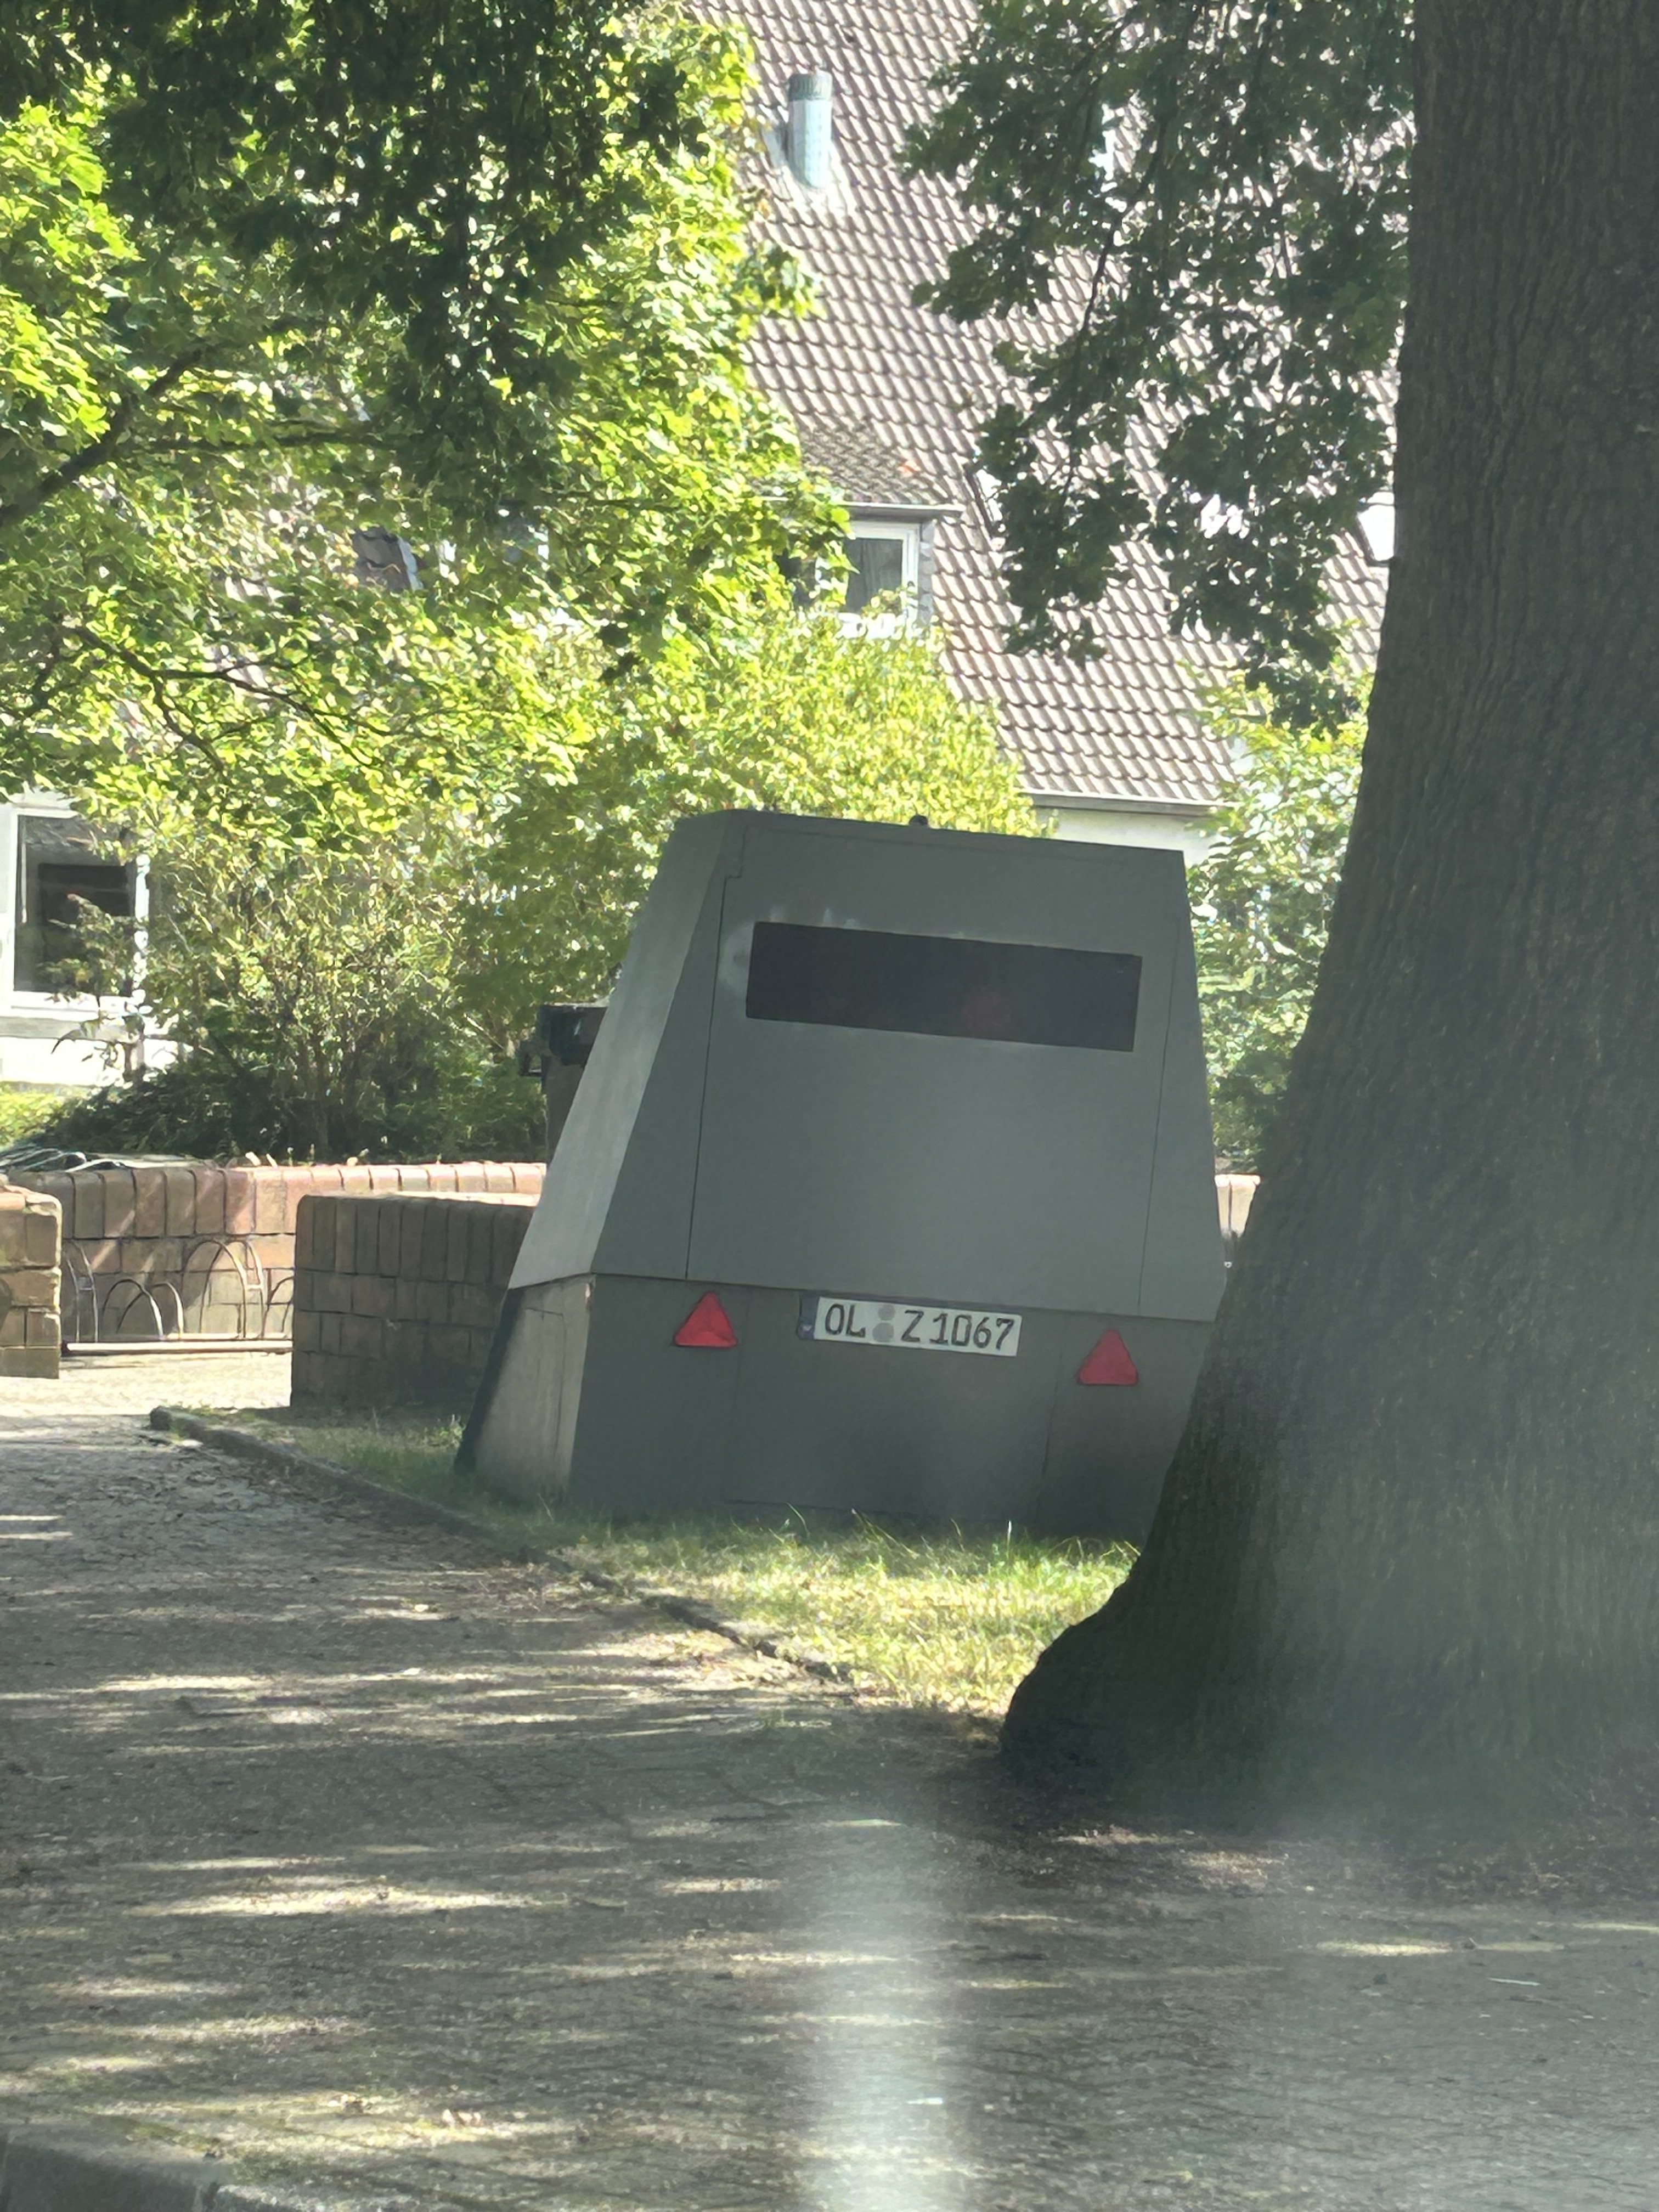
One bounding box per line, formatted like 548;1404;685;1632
0;0;818;544
46;608;1032;1161
458;606;1036;1032
0;14;835;819
1189;667;1364;1165
907;0;1411;691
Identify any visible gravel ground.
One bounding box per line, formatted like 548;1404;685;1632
3;1358;1659;2210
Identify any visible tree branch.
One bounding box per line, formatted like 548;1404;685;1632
130;424;381;458
0;350;210;533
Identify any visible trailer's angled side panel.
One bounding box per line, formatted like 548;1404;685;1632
510;813;738;1292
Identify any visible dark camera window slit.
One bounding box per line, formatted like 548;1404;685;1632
745;921;1141;1052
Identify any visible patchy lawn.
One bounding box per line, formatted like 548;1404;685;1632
224;1403;1132;1715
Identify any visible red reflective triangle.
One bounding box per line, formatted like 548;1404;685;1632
673;1291;738;1349
1077;1328;1139;1387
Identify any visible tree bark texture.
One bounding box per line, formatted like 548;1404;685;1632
1006;0;1659;1811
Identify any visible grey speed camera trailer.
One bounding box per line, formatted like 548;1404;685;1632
461;811;1223;1538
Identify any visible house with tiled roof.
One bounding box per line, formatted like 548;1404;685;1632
712;0;1388;852
0;7;1379;1096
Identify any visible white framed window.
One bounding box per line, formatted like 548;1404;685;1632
0;797;164;1086
838;521;920;634
13;814;135;1000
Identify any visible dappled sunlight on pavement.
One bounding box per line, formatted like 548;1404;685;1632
3;1387;1659;2208
0;1347;291;1419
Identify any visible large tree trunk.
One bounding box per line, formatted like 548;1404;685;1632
1006;0;1659;1814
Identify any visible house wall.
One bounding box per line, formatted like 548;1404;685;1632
1043;801;1215;866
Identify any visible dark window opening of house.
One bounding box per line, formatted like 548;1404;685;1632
15;817;134;994
746;921;1142;1051
843;534;906;611
352;528;419;590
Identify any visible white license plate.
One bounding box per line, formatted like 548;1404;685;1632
799;1295;1022;1358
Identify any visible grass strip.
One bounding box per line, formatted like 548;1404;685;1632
218;1403;1134;1716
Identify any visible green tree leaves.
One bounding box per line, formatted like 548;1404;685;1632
1189;664;1365;1163
460;609;1035;1033
51;610;1030;1160
0;26;838;820
1;2;792;534
908;0;1411;687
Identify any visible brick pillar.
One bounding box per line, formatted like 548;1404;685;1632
0;1182;62;1378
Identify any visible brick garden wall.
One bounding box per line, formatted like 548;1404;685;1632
0;1163;1254;1385
0;1182;62;1378
8;1162;543;1343
291;1193;537;1409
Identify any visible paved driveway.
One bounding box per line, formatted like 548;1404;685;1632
2;1362;1657;2209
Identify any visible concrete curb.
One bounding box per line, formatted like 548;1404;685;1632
0;2120;351;2211
148;1408;854;1686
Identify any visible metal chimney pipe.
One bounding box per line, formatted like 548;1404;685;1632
786;71;833;190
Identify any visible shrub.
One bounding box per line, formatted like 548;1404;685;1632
39;613;1032;1161
1190;672;1365;1165
40;829;544;1161
461;609;1035;1030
